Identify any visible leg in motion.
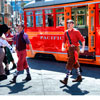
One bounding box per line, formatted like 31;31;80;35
10;71;19;84
22;68;31;81
60;70;71;85
72;67;82;82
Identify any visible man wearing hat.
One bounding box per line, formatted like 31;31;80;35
9;24;34;84
60;20;85;85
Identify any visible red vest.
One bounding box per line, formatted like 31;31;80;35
17;31;26;51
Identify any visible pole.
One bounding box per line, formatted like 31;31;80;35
11;0;13;27
15;0;17;24
1;0;4;24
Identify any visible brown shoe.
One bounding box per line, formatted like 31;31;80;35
60;78;68;85
72;75;82;82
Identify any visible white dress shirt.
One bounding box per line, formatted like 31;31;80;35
0;37;14;53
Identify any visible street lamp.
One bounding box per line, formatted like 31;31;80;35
11;15;14;27
2;12;4;24
1;0;5;24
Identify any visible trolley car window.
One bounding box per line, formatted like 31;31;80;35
26;11;33;27
91;17;94;31
72;7;88;28
45;9;54;27
26;12;33;15
35;10;43;27
72;7;88;46
45;9;53;14
56;8;64;26
56;8;64;13
35;10;42;14
56;14;64;26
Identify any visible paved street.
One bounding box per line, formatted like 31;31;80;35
0;53;100;95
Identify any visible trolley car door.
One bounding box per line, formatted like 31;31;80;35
64;7;71;30
88;4;95;52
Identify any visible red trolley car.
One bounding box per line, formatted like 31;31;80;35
23;0;100;65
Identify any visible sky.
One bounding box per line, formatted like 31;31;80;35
7;0;32;1
7;0;53;1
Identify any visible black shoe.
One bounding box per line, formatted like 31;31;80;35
11;63;17;70
80;67;82;73
22;74;31;81
0;74;7;81
70;71;72;75
9;76;16;84
5;68;10;75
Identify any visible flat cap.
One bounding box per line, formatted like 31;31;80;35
67;20;74;23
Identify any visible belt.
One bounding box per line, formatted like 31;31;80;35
70;45;75;47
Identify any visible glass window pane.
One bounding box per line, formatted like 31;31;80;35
35;10;42;14
36;15;43;27
72;10;75;15
26;12;33;15
45;14;54;27
91;17;94;31
77;15;85;25
27;16;33;27
72;16;75;21
91;36;94;47
77;10;85;14
72;7;88;28
45;9;53;14
56;8;64;13
56;14;64;26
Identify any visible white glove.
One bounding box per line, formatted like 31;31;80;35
62;46;66;51
80;48;84;53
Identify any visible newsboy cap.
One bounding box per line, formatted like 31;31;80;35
67;20;74;23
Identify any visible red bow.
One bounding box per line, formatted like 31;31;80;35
74;51;78;64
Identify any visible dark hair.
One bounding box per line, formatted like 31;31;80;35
8;27;10;30
0;24;9;33
16;24;19;27
0;24;9;37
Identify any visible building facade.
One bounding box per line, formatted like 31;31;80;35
0;0;12;26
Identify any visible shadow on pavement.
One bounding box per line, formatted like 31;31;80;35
60;82;89;95
27;58;100;79
0;81;32;94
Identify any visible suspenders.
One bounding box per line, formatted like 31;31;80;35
66;31;72;45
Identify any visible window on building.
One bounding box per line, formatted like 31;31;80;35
26;11;33;27
35;10;43;27
56;8;64;26
45;9;54;27
72;7;88;28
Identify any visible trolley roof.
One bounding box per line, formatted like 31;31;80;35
24;0;89;9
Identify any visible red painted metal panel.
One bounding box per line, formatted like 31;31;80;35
96;3;100;55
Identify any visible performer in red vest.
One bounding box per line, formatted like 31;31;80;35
9;24;34;84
